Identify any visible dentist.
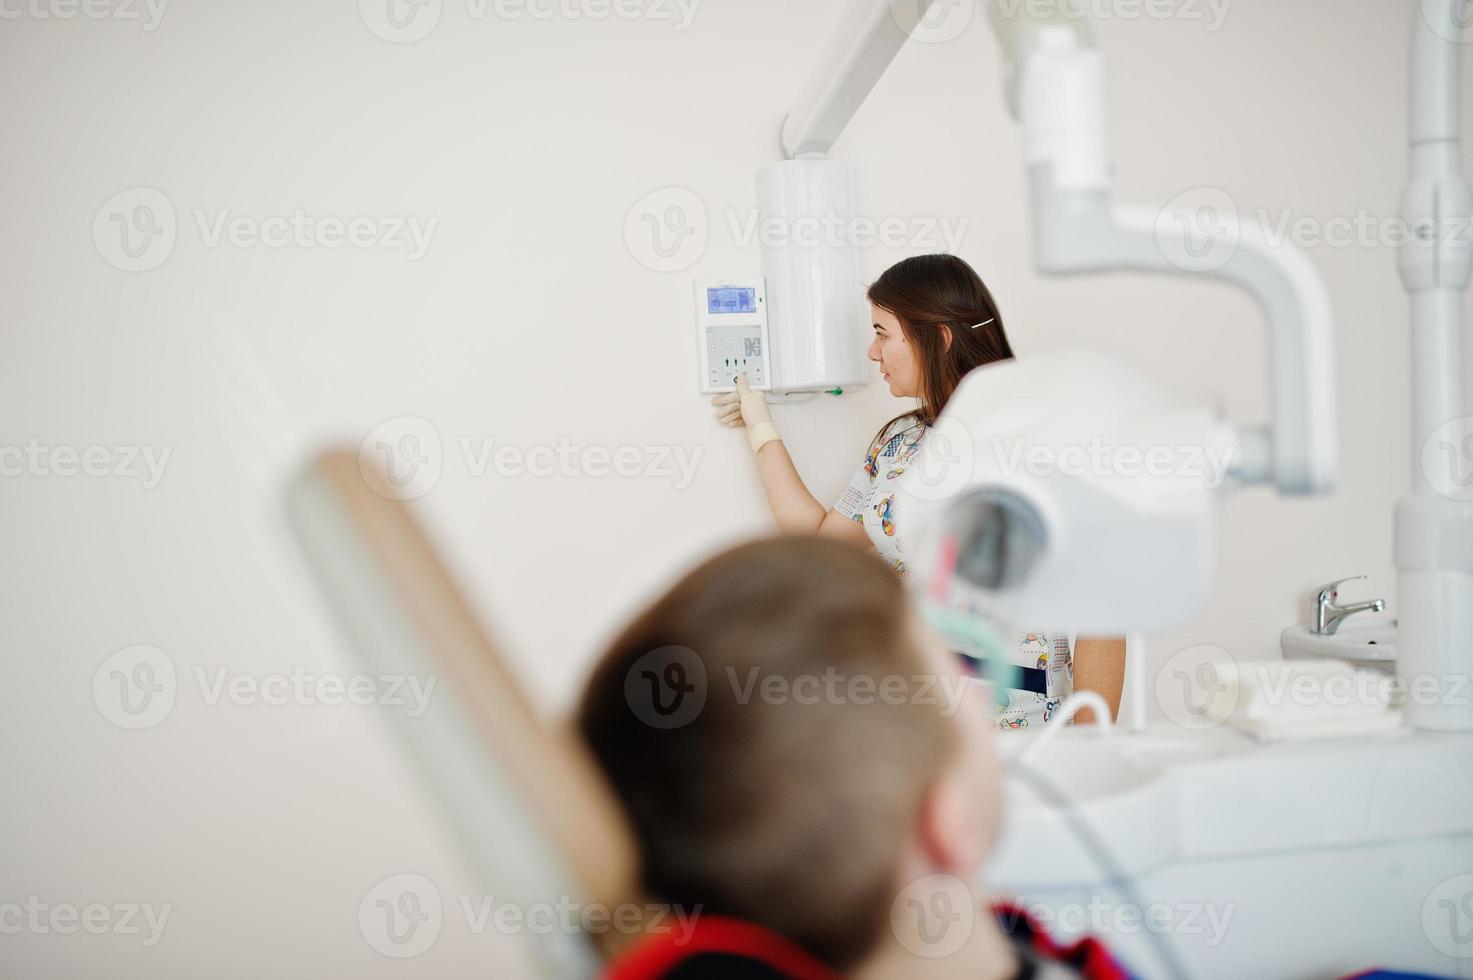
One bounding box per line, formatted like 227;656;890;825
712;253;1125;727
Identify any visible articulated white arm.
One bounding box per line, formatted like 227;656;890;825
779;0;1339;494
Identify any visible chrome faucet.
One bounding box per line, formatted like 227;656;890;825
1312;576;1386;635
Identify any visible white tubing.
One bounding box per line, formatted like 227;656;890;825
1016;691;1112;764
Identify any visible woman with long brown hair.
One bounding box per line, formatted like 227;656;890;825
712;253;1124;728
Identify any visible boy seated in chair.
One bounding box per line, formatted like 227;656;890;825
577;536;1133;979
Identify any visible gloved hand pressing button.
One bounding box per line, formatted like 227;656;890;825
710;374;781;453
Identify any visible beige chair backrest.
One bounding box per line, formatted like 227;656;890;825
285;449;642;976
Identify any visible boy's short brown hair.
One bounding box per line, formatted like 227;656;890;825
576;536;959;970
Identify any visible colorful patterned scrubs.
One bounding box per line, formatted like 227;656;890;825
834;415;1074;729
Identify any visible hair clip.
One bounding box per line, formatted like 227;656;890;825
969;317;996;329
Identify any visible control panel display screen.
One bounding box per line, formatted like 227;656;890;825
706;286;757;315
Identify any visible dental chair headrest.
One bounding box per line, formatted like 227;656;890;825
285;449;642;972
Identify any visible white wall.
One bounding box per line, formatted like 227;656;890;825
1;0;1467;975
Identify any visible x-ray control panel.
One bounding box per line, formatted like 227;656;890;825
695;277;771;393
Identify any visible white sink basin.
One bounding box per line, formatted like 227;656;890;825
1280;612;1397;667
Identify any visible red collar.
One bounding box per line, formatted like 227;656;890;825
606;915;840;980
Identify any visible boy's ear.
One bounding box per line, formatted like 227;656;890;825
916;771;984;875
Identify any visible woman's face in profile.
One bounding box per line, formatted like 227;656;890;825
868;305;921;398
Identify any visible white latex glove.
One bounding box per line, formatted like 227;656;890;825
710;374;781;453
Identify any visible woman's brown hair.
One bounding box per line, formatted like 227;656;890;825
866;253;1014;447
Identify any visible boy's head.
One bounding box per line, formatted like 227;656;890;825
576;536;1002;970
